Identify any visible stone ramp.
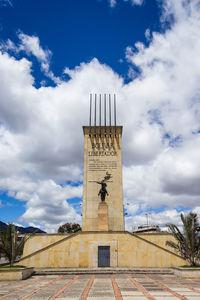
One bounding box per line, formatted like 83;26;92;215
34;267;174;275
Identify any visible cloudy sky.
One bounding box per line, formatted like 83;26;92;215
0;0;200;232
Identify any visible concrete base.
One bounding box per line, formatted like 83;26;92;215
98;202;108;231
34;267;174;275
173;267;200;278
0;267;34;280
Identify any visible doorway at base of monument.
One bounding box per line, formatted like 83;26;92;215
21;231;186;269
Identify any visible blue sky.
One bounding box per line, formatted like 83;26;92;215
0;0;200;232
0;0;160;85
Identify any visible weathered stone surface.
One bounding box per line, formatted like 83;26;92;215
21;232;186;268
82;126;124;231
98;202;108;231
173;267;200;278
0;267;34;280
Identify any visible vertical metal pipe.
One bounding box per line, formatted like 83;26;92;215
94;94;97;136
114;94;116;136
109;94;111;137
89;94;92;136
99;94;101;136
104;94;106;136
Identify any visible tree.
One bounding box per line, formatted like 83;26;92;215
58;223;81;233
0;223;32;267
166;212;200;266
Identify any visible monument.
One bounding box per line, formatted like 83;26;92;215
20;94;186;269
82;94;124;231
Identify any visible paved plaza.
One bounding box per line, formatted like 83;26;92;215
0;274;200;300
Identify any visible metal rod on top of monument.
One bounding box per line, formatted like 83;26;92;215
109;94;111;137
104;94;106;137
114;94;116;136
88;93;118;137
89;94;92;137
94;93;97;136
99;94;101;136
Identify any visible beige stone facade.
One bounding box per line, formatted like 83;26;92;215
82;126;124;231
19;122;186;269
21;232;186;268
98;202;109;231
0;268;34;280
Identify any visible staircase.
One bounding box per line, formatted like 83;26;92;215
34;267;174;275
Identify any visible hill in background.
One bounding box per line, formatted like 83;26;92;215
0;221;46;233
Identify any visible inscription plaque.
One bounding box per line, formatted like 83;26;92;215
88;159;117;171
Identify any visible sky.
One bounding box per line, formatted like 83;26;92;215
0;0;200;232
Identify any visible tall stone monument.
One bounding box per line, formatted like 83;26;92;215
22;94;187;269
82;94;124;231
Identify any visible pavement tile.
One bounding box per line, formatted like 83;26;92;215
179;292;200;295
186;297;200;300
87;298;115;300
120;288;138;291
1;273;200;299
56;298;80;300
149;291;175;295
122;297;148;300
1;296;23;299
121;291;144;295
153;298;180;300
145;288;164;291
90;294;114;296
172;288;191;291
26;297;49;300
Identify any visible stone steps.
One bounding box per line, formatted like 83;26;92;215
34;268;174;275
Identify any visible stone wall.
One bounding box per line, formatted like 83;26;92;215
20;231;186;268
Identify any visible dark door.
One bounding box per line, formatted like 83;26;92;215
98;246;110;267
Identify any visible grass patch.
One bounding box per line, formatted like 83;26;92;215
179;265;200;268
0;265;25;269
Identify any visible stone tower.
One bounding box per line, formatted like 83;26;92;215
82;94;124;231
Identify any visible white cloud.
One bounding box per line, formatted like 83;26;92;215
0;0;200;231
126;205;200;232
193;207;200;218
145;29;151;41
18;32;51;63
0;53;123;231
0;0;13;7
0;175;82;232
0;32;61;84
121;0;200;221
109;0;144;8
19;180;82;232
109;0;117;8
126;123;163;164
129;0;144;5
125;208;189;232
